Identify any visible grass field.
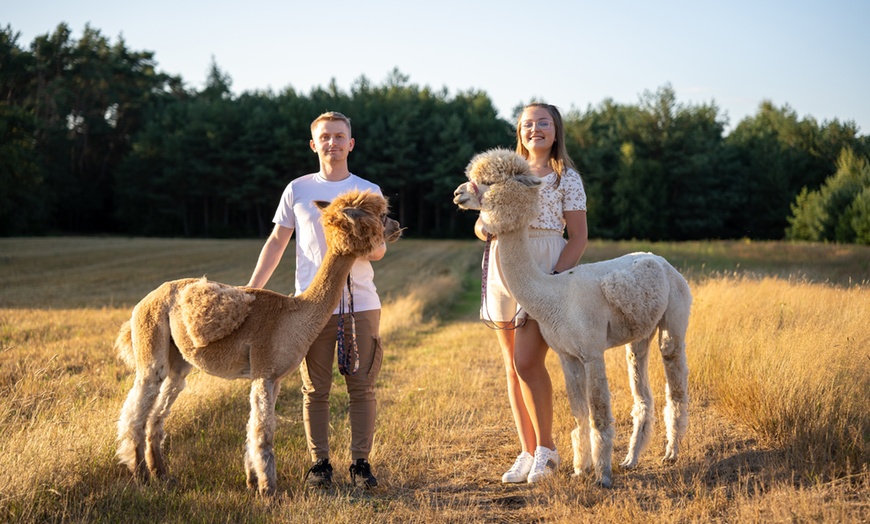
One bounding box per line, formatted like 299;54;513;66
0;237;868;523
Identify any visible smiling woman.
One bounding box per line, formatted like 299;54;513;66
465;103;591;485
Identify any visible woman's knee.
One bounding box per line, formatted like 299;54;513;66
513;355;540;379
514;343;548;380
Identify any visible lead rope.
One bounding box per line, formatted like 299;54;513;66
480;233;525;330
337;274;359;375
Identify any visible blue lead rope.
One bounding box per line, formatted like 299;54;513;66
337;274;359;375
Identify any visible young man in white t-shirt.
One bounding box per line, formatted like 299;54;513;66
247;111;386;489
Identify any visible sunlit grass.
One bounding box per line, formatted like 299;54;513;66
0;237;867;522
688;276;869;473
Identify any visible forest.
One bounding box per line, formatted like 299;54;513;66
2;23;869;242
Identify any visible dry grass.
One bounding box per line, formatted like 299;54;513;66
689;276;869;473
0;237;867;523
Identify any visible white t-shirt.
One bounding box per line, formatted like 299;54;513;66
273;172;383;313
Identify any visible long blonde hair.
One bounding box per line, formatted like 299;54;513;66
515;103;576;185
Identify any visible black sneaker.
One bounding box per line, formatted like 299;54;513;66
304;458;333;488
349;459;378;488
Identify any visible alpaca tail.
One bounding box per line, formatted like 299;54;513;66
114;320;136;369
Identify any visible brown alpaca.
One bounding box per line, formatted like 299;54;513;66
115;189;400;496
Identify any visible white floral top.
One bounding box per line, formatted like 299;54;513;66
529;168;587;231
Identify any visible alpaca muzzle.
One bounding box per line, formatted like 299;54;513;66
383;215;403;243
453;182;481;209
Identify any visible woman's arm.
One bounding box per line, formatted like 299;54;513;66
553;209;587;273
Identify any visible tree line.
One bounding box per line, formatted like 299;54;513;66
2;23;869;242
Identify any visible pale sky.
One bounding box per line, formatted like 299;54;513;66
6;0;870;134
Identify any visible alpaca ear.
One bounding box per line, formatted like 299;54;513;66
313;200;331;211
343;208;366;220
515;175;543;188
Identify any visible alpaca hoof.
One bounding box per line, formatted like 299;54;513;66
571;466;592;477
256;479;277;498
246;475;258;491
620;457;638;469
149;466;169;482
258;486;277;498
595;477;614;489
133;464;151;484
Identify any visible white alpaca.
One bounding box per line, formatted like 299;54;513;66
114;190;400;496
453;149;692;488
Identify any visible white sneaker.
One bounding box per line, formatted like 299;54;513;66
501;451;534;483
527;445;560;483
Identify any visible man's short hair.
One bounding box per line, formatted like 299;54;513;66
310;111;352;136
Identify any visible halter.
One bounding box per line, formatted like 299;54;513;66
337;274;359;375
469;181;484;204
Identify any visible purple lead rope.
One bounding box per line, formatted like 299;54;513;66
337;274;359;375
480;233;493;324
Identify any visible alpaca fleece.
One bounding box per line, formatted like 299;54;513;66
599;258;669;337
179;278;256;348
114;189;400;497
465;148;532;184
453;148;692;489
484;178;540;232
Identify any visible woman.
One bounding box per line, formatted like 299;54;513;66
475;103;588;483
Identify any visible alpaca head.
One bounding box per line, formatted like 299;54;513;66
453;148;542;235
315;190;401;256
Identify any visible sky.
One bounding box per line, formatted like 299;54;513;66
5;0;870;134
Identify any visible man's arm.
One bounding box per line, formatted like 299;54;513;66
246;224;294;288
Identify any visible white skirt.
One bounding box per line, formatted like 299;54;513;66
480;229;566;323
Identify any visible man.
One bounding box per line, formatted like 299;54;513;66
247;111;386;488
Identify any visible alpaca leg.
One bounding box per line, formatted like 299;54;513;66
621;338;655;469
117;380;145;479
558;354;591;475
117;367;166;483
246;379;283;491
117;313;172;482
585;356;615;488
660;328;689;462
246;377;278;496
145;345;192;481
244;448;257;491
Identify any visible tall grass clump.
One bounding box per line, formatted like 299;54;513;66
688;275;869;476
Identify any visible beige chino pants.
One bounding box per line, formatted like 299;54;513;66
300;309;383;462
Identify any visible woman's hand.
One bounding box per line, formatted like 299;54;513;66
474;217;494;241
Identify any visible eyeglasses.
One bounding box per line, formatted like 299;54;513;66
520;119;553;130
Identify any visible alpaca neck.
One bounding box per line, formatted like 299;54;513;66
496;228;552;321
296;249;358;316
